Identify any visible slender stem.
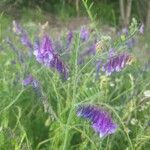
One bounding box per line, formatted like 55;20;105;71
0;89;24;114
62;35;80;150
82;0;99;35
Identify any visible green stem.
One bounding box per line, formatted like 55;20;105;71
62;35;80;150
82;0;99;35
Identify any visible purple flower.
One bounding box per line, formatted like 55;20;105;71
20;32;33;49
23;75;42;96
23;75;35;86
77;105;117;138
66;31;73;48
122;27;128;35
102;53;131;76
80;27;89;41
117;27;128;36
126;38;137;49
12;21;33;50
108;48;116;57
33;35;68;79
139;23;144;34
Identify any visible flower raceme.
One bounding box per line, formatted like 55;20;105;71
23;75;39;87
77;105;118;138
12;20;33;50
66;31;73;48
80;26;89;42
33;35;68;79
12;21;69;79
22;75;42;96
102;53;133;76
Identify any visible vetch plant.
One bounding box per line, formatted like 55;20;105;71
2;6;147;149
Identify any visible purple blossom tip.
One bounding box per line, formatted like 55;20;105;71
22;75;37;87
139;23;144;34
22;75;42;96
122;27;128;35
77;105;118;138
108;48;116;57
66;31;73;48
12;20;33;49
80;27;89;41
22;75;33;86
21;33;33;49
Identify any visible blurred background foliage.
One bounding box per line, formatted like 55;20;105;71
0;0;149;27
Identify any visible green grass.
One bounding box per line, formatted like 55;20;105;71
0;1;150;150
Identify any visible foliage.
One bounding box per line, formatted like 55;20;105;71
0;1;150;150
0;0;149;26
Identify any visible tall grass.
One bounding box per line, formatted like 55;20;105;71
0;0;150;150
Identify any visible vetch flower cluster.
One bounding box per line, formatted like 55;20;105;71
23;75;39;88
12;21;33;50
77;105;117;138
23;75;42;96
102;53;132;76
66;31;73;48
80;27;89;41
33;35;68;79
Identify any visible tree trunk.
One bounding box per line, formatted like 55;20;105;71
146;0;150;29
119;0;132;26
76;0;80;17
125;0;132;26
119;0;125;24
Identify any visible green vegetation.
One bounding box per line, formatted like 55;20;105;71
0;0;149;26
0;0;150;150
